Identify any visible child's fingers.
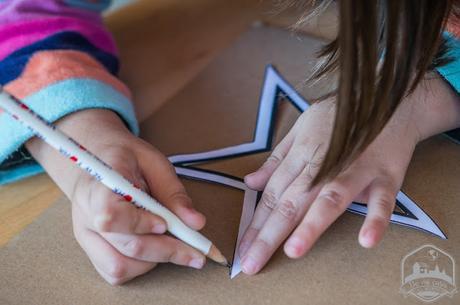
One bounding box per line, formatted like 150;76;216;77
93;264;130;286
80;228;156;285
244;122;298;191
72;204;156;285
241;168;321;275
85;184;167;235
238;147;306;257
358;179;398;248
284;169;372;258
101;232;206;269
138;147;206;230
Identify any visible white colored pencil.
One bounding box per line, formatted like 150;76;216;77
0;87;227;266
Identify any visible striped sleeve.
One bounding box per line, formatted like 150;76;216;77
0;0;139;185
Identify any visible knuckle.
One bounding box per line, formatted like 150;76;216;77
277;199;298;220
106;277;125;286
253;237;273;251
94;211;115;232
169;190;192;206
123;237;144;258
261;189;278;210
92;191;119;218
266;152;282;165
106;258;127;280
375;195;395;209
374;195;396;218
166;242;182;263
168;250;181;264
319;189;347;211
99;201;115;217
93;200;119;231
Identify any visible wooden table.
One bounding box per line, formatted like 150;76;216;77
0;0;336;246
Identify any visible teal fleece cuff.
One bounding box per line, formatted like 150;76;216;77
0;78;138;185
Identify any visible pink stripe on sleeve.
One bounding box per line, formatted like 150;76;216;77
0;0;101;27
0;17;117;60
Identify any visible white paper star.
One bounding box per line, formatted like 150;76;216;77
168;65;446;278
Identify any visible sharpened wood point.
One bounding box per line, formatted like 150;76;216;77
208;244;229;267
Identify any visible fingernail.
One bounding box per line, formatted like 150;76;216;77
152;223;166;234
359;229;375;248
285;237;304;258
189;257;205;269
242;255;259;275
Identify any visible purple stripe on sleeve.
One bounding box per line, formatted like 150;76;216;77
0;0;102;26
0;17;117;60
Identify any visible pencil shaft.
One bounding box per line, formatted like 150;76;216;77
0;88;212;255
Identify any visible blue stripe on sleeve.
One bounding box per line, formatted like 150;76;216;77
0;31;119;85
0;163;44;185
63;0;112;12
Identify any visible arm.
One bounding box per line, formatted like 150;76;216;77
238;73;459;275
0;0;137;183
0;0;207;284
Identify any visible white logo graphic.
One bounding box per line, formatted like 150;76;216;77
401;244;457;302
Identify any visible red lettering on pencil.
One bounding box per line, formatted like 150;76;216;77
123;194;133;202
70;156;78;162
20;103;29;110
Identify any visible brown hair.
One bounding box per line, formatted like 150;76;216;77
289;0;457;185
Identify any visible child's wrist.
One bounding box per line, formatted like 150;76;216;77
25;109;133;197
27;109;130;156
409;75;460;142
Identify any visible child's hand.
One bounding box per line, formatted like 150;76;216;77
238;76;460;275
26;109;207;285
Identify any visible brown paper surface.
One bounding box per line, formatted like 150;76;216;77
1;25;459;305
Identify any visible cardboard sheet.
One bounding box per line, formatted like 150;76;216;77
1;25;459;305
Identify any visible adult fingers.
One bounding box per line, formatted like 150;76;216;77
137;143;206;230
358;179;398;248
101;232;206;269
284;168;372;258
241;167;321;274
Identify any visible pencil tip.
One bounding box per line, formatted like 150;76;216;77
208;244;229;267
